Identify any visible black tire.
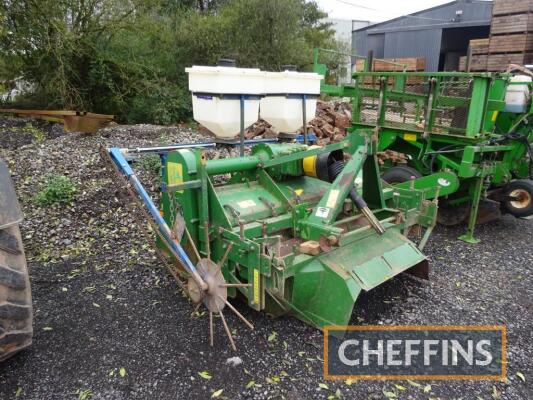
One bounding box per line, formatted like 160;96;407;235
0;224;33;362
501;179;533;218
381;165;422;184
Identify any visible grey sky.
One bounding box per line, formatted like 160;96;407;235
315;0;469;22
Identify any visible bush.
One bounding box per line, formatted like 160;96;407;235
35;174;77;206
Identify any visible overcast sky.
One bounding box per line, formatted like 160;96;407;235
315;0;458;22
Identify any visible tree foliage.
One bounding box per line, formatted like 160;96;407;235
0;0;343;123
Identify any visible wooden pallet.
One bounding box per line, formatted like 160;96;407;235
355;57;426;72
486;53;533;71
489;33;533;54
459;55;488;72
490;13;533;35
492;0;533;17
469;38;489;55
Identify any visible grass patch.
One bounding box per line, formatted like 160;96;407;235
35;174;77;206
24;122;46;142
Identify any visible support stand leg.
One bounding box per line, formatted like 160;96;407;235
458;177;483;244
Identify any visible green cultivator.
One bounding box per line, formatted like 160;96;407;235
104;56;532;349
315;53;533;243
105;130;444;348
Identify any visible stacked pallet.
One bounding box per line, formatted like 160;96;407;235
355;57;425;72
459;0;533;72
487;0;533;71
459;39;489;71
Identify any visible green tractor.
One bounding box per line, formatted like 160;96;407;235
0;159;32;361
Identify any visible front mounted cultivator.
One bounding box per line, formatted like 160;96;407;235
103;61;455;349
104;131;445;349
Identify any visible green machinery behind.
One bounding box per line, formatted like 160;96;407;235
155;132;446;332
314;55;533;243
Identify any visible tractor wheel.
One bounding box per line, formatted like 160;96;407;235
501;179;533;218
381;165;422;184
0;223;33;362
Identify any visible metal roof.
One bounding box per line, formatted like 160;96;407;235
353;0;492;34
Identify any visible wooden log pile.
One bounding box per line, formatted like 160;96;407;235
245;100;352;145
245;99;408;165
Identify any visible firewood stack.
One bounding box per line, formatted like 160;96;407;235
244;99;407;165
245;100;352;145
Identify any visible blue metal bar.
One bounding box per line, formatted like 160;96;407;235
108;147;206;289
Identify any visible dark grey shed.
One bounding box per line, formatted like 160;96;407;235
352;0;493;71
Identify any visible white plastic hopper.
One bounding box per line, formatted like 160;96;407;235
186;66;264;139
260;70;322;134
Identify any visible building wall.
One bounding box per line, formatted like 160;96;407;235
352;0;492;71
384;29;443;71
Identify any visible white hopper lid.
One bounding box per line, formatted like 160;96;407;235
263;70;321;95
186;65;265;94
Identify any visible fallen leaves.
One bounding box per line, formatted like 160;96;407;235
211;389;223;398
198;371;212;380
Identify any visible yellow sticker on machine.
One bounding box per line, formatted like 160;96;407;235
492;111;499;122
167;162;183;193
253;269;260;305
403;133;417;142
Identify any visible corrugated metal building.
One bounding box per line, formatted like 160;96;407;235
352;0;493;71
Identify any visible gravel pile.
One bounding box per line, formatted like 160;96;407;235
0;117;531;399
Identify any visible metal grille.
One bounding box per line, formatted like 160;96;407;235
383;76;428;131
432;77;472;134
354;74;474;135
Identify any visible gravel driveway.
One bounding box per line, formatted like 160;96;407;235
0;118;531;399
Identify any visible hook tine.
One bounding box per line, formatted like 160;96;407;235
219;296;254;330
219;310;236;351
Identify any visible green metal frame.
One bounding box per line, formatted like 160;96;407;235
314;55;533;243
158;133;438;329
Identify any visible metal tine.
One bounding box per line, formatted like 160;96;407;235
209;311;214;347
184;226;201;261
216;242;234;272
191;301;202;315
219;283;252;288
219;296;254;330
219;310;236;351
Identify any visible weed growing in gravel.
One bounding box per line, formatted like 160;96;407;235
24;122;46;142
35;174;77;206
136;154;161;174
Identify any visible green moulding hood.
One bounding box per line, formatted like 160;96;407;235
289;227;428;331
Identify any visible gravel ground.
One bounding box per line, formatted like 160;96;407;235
0;118;531;400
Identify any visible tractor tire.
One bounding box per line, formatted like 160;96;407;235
501;179;533;218
0;223;33;362
382;165;422;184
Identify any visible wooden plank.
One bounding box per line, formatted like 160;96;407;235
469;38;489;55
486;53;533;71
459;56;466;71
492;0;533;17
355;57;426;72
490;14;533;35
489;33;533;53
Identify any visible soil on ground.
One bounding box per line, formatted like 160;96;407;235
0;118;531;400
